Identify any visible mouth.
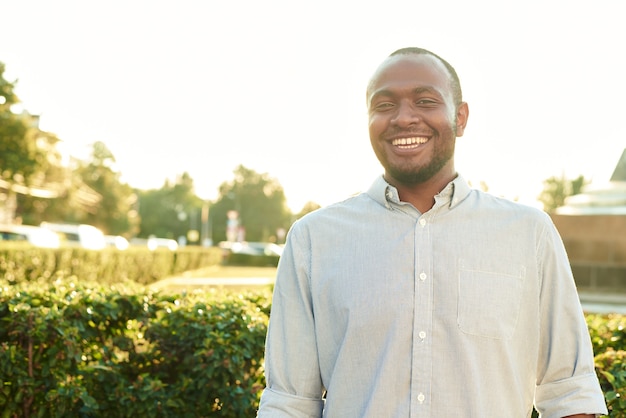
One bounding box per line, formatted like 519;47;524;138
391;136;429;149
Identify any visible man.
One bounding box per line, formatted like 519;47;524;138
257;47;607;417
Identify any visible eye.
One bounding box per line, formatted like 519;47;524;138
416;98;437;106
373;102;395;112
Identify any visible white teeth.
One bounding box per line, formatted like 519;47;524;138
392;137;428;146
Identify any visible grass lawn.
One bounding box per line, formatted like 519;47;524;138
153;265;277;294
178;264;278;279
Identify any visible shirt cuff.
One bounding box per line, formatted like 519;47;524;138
257;387;324;418
534;373;608;418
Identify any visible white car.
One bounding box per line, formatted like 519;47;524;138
130;236;178;251
230;241;283;257
0;224;61;248
147;236;178;251
104;235;130;250
40;222;106;250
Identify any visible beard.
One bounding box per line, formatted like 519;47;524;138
375;137;456;186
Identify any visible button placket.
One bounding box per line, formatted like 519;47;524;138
412;214;432;414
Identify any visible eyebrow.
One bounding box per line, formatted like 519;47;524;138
412;86;443;97
368;86;443;107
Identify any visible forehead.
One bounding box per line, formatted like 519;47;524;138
367;54;452;101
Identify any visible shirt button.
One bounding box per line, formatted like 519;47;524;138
418;393;425;403
419;272;427;281
418;331;426;339
419;219;426;227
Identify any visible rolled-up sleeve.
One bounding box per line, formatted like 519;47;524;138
258;388;324;418
257;222;325;417
534;218;607;418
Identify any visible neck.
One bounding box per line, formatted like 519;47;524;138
388;169;457;213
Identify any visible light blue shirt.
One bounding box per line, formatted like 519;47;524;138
258;175;607;418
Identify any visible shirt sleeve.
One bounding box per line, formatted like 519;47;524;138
534;216;608;418
257;221;325;417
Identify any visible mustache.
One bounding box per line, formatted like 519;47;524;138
382;128;433;139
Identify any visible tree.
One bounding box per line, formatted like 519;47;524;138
15;129;70;225
137;172;204;242
1;62;62;223
296;201;322;219
210;165;292;243
538;173;588;213
0;63;48;184
75;141;140;236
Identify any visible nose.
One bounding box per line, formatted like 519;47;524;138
390;101;420;127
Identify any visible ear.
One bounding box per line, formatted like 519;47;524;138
455;102;469;137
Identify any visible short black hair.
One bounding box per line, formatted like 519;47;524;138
369;47;463;106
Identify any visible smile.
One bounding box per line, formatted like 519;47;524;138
391;137;429;148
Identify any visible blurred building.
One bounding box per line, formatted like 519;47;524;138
0;112;101;224
551;148;626;292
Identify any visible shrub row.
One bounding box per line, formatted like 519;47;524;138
587;313;626;416
0;244;223;286
224;253;280;267
0;279;271;417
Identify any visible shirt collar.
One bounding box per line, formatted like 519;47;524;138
367;174;472;210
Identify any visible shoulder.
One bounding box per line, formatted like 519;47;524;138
465;189;554;232
472;189;549;217
297;193;376;223
288;192;379;240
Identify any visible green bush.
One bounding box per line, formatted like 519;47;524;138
595;349;626;417
224;253;280;267
587;313;626;417
0;279;271;417
588;313;626;353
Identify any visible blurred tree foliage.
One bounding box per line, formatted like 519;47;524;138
296;201;321;219
210;165;292;243
0;62;39;183
1;63;68;224
136;172;205;242
76;141;140;236
537;173;588;213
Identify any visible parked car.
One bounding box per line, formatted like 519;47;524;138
230;241;284;257
129;236;178;251
104;235;130;250
220;241;283;266
147;236;178;251
0;224;61;248
40;222;106;250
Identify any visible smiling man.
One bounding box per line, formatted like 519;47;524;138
366;50;467;214
257;47;607;418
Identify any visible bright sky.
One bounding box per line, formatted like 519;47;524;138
3;0;625;212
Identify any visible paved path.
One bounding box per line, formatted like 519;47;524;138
578;291;626;314
150;276;275;292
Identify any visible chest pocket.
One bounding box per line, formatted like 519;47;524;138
457;259;526;340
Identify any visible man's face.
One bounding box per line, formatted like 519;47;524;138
367;54;468;186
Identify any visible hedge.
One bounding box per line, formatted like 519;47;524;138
0;244;223;286
588;313;626;416
223;253;280;268
0;278;271;417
